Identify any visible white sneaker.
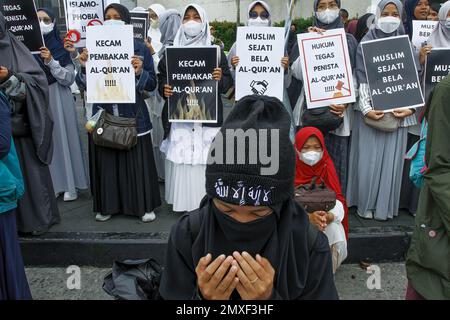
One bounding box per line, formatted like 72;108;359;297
357;209;373;219
63;191;78;202
142;212;156;223
95;213;112;222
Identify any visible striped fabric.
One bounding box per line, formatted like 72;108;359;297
357;84;417;128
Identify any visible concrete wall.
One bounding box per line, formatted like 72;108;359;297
137;0;373;22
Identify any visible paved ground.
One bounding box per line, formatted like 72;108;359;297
25;263;407;300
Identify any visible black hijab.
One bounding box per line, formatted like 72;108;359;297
160;195;337;300
0;12;53;165
104;3;131;24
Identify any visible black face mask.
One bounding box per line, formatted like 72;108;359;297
210;201;277;257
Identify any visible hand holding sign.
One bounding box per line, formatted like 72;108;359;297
40;47;53;64
212;68;222;81
308;26;326;34
393;108;414;119
281;56;289;71
64;38;77;53
366;110;385;121
79;48;89;67
419;45;433;66
163;84;173;98
231;56;240;69
131;55;143;76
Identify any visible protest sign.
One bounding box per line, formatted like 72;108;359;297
64;0;105;48
86;25;135;104
235;26;285;101
0;0;43;54
130;11;148;41
423;48;450;101
412;20;438;49
166;46;218;123
361;35;424;112
297;28;356;109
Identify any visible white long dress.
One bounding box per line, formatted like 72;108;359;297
161;122;219;212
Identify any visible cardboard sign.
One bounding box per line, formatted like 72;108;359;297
166;46;218;123
412;20;438;49
64;0;105;48
361;35;424;112
423;48;450;101
86;25;135;104
130;11;148;41
297;28;356;109
0;0;43;54
235;26;285;101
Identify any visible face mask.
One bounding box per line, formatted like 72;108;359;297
316;9;340;24
150;18;159;29
248;17;270;27
300;151;323;166
446;18;450;29
183;20;203;38
40;21;54;35
103;19;125;26
376;16;401;34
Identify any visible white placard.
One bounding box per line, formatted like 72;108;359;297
412;20;438;49
86;25;136;104
235;26;285;101
64;0;105;48
297;29;356;109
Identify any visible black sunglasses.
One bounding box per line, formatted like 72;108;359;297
249;11;270;20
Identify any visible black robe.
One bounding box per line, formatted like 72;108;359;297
159;196;339;300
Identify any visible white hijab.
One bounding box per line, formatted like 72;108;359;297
173;3;211;47
147;4;166;54
246;1;272;26
428;1;450;48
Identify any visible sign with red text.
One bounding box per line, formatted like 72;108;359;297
297;28;355;109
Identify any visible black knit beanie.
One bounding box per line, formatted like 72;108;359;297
206;95;295;206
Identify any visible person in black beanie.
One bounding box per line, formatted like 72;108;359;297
159;95;338;300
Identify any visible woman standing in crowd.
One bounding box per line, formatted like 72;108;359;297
419;0;450;66
160;95;338;300
143;4;167;181
295;127;348;273
405;73;450;300
158;4;232;213
227;1;294;141
0;12;59;235
347;0;419;220
404;0;431;38
78;3;161;223
36;8;89;202
291;0;358;195
0;90;31;300
400;0;430;216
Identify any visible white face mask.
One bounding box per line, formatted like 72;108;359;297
248;17;270;27
376;16;401;34
183;20;203;38
150;18;159;29
316;9;340;24
103;19;125;26
446;18;450;29
299;151;323;166
40;21;54;35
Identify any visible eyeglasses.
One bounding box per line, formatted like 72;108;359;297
249;11;270;20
